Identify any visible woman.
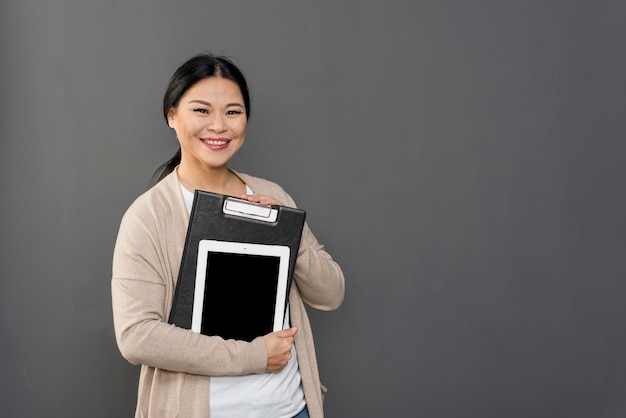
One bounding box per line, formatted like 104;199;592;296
111;53;345;418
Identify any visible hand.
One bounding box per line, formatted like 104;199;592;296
241;193;283;207
263;327;298;373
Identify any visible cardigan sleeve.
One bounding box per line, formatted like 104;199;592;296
111;195;269;376
292;221;345;311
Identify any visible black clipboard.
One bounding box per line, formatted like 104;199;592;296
168;190;306;337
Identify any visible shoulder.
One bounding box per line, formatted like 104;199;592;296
119;171;185;230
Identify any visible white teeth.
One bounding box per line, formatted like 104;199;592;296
203;139;227;146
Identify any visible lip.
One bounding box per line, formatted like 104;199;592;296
201;137;231;149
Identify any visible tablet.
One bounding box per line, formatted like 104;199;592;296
191;239;291;341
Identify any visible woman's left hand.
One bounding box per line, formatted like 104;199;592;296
241;194;283;207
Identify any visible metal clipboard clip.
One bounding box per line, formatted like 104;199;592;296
222;197;278;223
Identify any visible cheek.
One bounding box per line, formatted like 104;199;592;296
236;120;248;135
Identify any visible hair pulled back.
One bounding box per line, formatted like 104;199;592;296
153;53;251;182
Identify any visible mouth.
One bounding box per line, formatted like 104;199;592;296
201;137;230;148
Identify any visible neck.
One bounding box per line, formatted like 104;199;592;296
176;165;242;196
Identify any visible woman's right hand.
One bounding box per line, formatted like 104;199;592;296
263;327;298;373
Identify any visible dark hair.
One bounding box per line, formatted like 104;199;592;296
153;53;251;182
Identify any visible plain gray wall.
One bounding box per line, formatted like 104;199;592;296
2;1;625;417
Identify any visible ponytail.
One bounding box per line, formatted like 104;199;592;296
152;147;181;183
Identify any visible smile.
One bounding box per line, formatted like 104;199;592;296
202;138;230;146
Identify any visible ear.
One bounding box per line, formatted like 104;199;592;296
167;108;175;128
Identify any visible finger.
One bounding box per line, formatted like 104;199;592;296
276;327;297;337
241;194;282;206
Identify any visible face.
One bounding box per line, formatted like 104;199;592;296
167;77;247;172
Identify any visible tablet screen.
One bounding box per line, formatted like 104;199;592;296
192;240;290;341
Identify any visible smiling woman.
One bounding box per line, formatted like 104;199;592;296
110;53;345;418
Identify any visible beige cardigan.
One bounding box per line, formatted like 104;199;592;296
111;169;345;418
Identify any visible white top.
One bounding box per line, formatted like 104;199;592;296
181;185;306;418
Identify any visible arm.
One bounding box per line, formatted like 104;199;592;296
293;221;345;310
111;207;268;376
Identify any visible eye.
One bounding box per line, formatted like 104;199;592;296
226;109;244;115
194;108;209;114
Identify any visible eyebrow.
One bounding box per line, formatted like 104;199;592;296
188;99;244;107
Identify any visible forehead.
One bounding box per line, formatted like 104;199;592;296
182;77;243;103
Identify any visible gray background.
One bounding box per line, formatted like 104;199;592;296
1;1;625;417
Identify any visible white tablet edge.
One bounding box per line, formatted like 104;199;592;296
191;239;291;336
222;197;278;223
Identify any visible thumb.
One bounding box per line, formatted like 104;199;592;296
278;326;298;337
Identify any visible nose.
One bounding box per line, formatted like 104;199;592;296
207;113;226;132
